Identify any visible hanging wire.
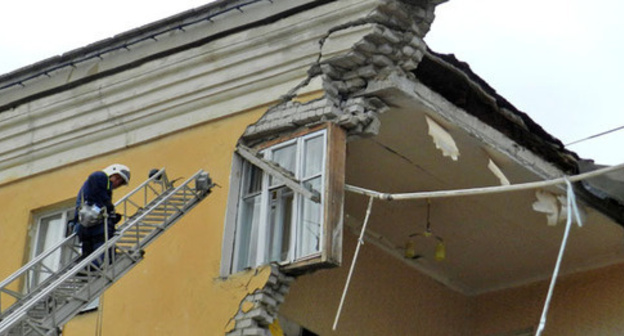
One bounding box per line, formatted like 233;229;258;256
565;124;624;146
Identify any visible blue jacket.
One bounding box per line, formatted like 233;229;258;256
74;171;116;238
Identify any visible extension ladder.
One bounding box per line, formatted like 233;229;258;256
0;168;214;336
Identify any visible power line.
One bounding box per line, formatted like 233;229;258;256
566;124;624;146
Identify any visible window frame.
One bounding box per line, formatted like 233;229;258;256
30;206;75;288
221;122;346;276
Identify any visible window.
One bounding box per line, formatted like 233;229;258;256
30;207;75;288
30;205;100;311
222;123;346;275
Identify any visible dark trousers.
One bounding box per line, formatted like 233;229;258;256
80;234;114;267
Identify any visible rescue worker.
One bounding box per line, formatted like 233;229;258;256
73;164;131;265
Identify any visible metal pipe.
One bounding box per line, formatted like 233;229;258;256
345;161;624;201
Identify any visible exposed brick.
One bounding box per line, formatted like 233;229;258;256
363;116;381;136
337;114;359;129
367;9;390;25
377;43;394;56
401;59;419;71
382;28;402;44
332;81;348;94
328;54;358;69
345;104;366;115
402;45;416;57
372;54;394;67
321;63;343;80
342;69;361;80
346;51;368;66
323;105;342;118
247;307;274;325
353;39;377;54
242;328;269;336
345;77;366;90
364;25;386;45
409;36;423;49
322;81;340;97
356;65;378;78
236;319;258;329
366;97;389;113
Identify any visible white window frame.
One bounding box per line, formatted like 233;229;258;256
221;123;346;275
30;206;74;288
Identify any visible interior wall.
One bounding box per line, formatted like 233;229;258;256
475;262;624;335
281;232;475;336
281;226;624;336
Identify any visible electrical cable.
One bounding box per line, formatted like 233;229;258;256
566;124;624;146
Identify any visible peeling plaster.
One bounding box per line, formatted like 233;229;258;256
426;115;459;161
225;265;295;336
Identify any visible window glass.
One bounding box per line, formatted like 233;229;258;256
297;177;322;258
31;208;74;287
237;194;262;270
269;142;296;186
303;135;324;178
246;165;263;195
267;187;294;263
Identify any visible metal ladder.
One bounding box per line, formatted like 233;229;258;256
0;168;214;336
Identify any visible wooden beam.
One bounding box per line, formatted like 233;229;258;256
236;144;321;203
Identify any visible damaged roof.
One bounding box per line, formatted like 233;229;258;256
1;0;622;224
414;50;624;225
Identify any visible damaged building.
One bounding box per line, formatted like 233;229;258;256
1;0;624;335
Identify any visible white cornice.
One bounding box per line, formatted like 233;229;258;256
0;0;379;184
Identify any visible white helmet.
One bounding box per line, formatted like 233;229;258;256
103;164;131;185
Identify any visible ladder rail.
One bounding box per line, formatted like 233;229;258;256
0;169;213;335
0;235;76;299
114;179;204;251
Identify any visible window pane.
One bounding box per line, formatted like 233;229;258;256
266;187;293;263
245;164;263;195
297;177;323;258
270;143;296;186
303;135;324;178
33;213;65;286
236;195;262;271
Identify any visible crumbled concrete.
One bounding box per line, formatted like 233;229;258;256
226;265;295;336
242;0;442;144
232;1;447;335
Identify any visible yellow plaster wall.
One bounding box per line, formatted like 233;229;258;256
4;92;624;335
0;102;273;334
282;232;624;336
474;262;624;335
280;233;475;336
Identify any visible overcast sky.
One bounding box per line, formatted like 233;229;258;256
426;0;624;166
1;0;623;165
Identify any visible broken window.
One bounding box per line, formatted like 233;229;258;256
222;123;346;275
